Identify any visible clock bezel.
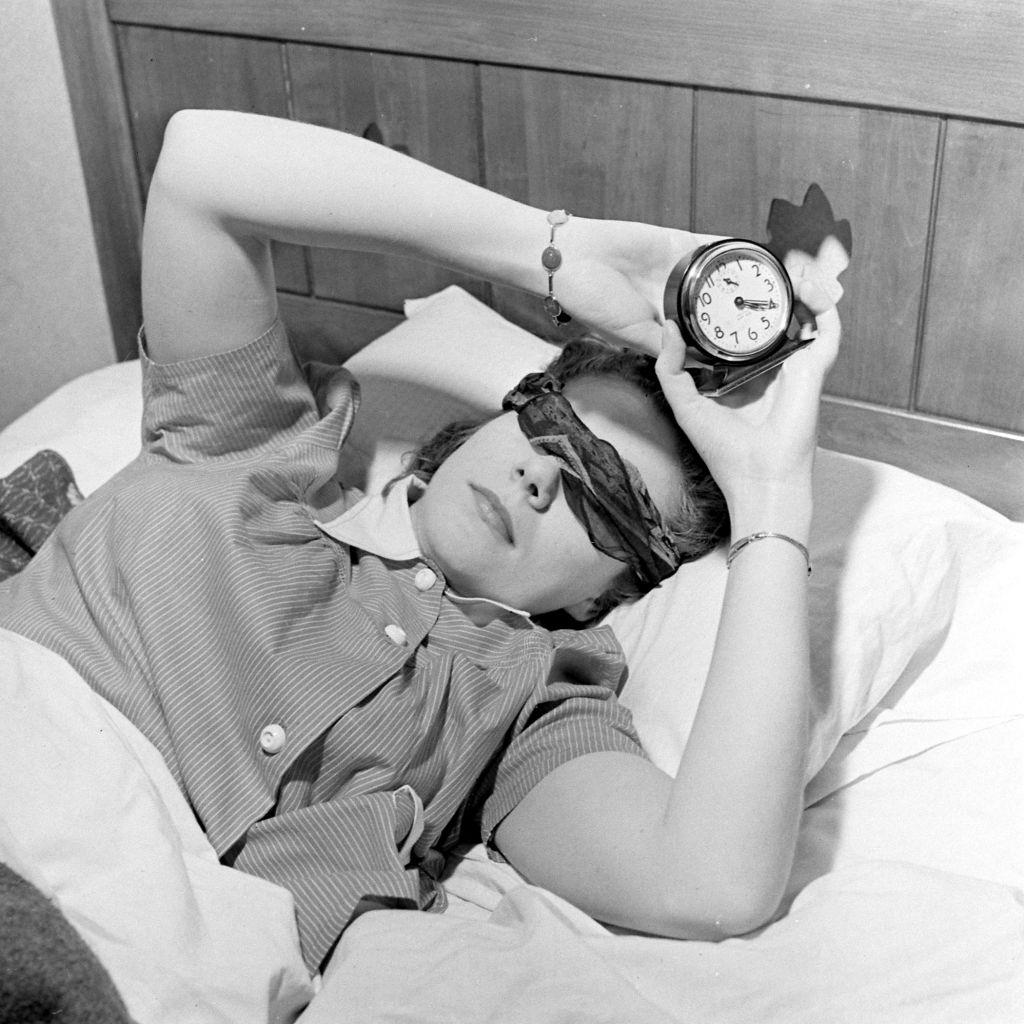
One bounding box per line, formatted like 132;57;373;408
668;239;794;365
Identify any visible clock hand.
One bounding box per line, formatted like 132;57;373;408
733;297;778;310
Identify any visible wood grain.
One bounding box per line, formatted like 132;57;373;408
287;44;485;311
480;66;693;336
116;25;309;294
819;397;1024;520
50;0;1024;515
278;293;403;364
106;0;1024;126
693;91;938;408
918;121;1024;433
50;0;144;360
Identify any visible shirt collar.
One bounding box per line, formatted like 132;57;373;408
316;475;533;627
317;474;422;562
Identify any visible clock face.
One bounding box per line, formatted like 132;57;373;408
681;241;793;363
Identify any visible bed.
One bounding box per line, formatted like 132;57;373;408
4;1;1024;1021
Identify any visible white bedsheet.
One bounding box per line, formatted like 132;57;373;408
0;628;314;1024
306;721;1024;1024
3;619;1021;1023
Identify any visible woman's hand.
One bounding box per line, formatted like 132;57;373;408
552;217;722;356
654;267;842;515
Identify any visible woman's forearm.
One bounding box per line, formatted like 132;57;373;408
165;111;542;278
142;109;547;360
662;508;812;926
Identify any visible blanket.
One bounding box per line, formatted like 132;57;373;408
0;449;82;581
0;862;135;1024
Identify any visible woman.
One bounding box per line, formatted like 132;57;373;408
0;109;840;973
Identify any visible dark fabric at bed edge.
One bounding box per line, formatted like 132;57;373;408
0;450;82;581
0;863;136;1024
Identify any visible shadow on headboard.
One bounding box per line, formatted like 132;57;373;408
52;0;1024;518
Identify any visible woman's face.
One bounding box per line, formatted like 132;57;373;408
410;377;685;618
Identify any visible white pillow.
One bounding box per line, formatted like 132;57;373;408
609;450;1024;793
0;360;142;494
337;287;556;495
333;286;1023;796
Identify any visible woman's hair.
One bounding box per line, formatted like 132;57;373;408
401;338;729;622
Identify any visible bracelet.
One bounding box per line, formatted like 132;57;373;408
541;209;573;327
726;532;812;576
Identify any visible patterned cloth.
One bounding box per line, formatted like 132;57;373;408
0;449;83;581
502;371;681;586
0;321;643;973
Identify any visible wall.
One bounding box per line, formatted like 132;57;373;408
0;0;115;431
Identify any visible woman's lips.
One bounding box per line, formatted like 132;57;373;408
470;484;515;544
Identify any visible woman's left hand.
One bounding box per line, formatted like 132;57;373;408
551;218;721;356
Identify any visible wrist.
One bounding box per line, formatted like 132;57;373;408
725;481;813;543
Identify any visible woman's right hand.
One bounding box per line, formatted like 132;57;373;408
653;268;842;521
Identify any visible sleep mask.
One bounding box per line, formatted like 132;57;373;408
501;372;681;588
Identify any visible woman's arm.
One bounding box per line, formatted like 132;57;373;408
494;277;841;939
142;109;712;362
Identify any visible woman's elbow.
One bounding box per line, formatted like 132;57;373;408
152;109;247;202
658;877;786;941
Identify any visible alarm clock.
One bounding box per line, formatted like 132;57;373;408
664;238;812;396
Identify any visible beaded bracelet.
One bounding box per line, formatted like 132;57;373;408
541;209;573;327
726;532;812;576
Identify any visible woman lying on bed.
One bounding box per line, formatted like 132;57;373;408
0;109;840;974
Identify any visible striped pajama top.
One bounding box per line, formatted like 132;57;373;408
0;319;644;972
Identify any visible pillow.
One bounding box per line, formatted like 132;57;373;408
337;286;557;495
0;360;141;495
333;286;1023;799
608;450;1024;796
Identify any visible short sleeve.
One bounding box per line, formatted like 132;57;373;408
476;627;646;848
138;319;358;464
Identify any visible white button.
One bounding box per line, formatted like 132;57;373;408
384;623;408;646
414;568;437;591
259;723;286;755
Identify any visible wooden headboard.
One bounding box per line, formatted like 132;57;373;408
54;0;1024;518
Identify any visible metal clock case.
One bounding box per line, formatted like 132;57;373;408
665;238;795;364
663;238;816;397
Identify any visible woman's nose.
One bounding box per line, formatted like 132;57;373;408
516;454;561;511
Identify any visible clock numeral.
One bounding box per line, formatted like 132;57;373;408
714;327;724;340
748;328;759;341
700;311;711;325
761;316;771;331
700;290;712;306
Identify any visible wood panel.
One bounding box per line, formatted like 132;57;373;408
480;66;693;337
693;92;938;408
116;25;309;294
107;0;1024;127
917;121;1024;433
50;0;143;360
287;45;484;311
50;0;1024;517
278;294;403;365
819;399;1024;521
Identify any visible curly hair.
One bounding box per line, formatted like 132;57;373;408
399;338;729;622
